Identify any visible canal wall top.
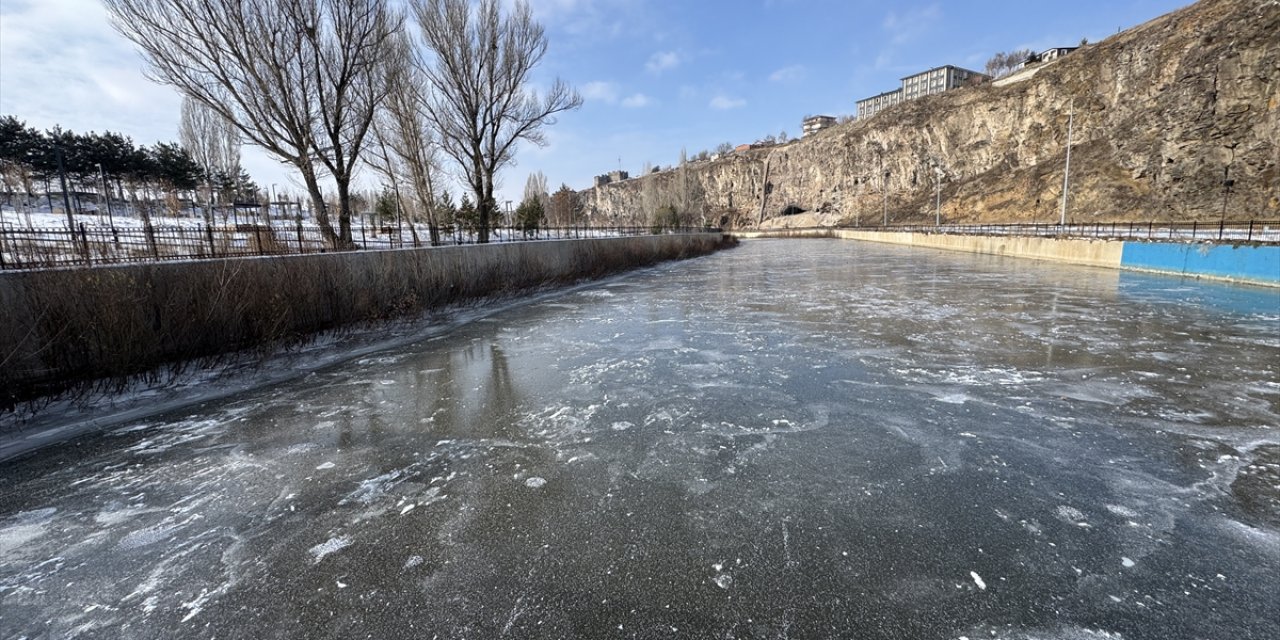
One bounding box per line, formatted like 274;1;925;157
736;228;1279;287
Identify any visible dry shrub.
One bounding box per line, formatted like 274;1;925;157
0;233;728;411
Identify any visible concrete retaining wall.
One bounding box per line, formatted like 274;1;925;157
829;229;1125;268
736;228;1278;286
1121;242;1280;286
0;234;725;407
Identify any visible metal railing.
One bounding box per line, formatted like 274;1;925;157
0;223;719;271
843;220;1280;244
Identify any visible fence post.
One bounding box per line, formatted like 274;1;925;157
296;218;305;253
206;223;217;257
78;223;91;264
1218;220;1224;241
145;221;158;259
1192;221;1197;240
1247;220;1253;242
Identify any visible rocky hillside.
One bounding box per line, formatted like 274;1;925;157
582;0;1279;228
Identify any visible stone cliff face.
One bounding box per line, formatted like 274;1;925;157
582;0;1279;228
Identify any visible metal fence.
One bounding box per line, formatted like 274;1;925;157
846;220;1280;244
0;223;717;271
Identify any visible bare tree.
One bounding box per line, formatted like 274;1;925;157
104;0;400;248
367;29;443;245
412;0;581;243
985;48;1035;78
523;171;549;208
548;183;578;227
178;96;240;224
675;148;705;226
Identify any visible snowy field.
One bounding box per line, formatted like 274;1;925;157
1;240;1277;638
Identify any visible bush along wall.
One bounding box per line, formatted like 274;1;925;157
0;233;731;409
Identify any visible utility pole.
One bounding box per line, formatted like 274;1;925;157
934;166;942;226
1059;98;1074;226
1220;144;1236;224
882;168;890;226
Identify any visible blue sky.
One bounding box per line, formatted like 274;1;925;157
0;0;1191;207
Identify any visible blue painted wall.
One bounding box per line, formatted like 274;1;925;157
1121;242;1280;285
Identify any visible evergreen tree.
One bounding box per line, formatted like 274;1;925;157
515;195;544;233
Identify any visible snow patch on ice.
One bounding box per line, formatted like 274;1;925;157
1105;504;1138;518
117;523;182;550
1055;505;1091;527
310;536;352;563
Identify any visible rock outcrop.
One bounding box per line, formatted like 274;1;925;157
582;0;1279;228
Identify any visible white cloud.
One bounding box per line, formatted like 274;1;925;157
0;0;182;139
769;65;806;83
709;95;745;110
580;83;650;108
581;81;620;104
882;4;942;45
645;51;681;73
620;93;652;108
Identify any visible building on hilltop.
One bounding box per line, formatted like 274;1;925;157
1038;46;1077;62
856;65;990;119
1014;46;1079;72
856;89;904;121
802;115;837;137
593;170;631;188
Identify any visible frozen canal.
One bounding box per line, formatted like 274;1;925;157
2;239;1278;639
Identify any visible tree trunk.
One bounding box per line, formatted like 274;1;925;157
419;162;441;246
299;165;340;249
335;177;355;248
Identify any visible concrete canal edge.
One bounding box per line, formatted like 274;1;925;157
735;228;1280;288
0;233;729;408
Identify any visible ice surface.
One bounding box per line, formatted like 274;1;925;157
1;240;1278;639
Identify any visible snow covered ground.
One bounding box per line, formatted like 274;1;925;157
1;240;1277;638
1;206;683;268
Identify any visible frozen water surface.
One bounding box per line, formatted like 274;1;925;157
1;239;1278;638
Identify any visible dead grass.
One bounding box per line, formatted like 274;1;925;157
0;234;730;412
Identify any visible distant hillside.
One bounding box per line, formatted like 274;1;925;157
584;0;1279;228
